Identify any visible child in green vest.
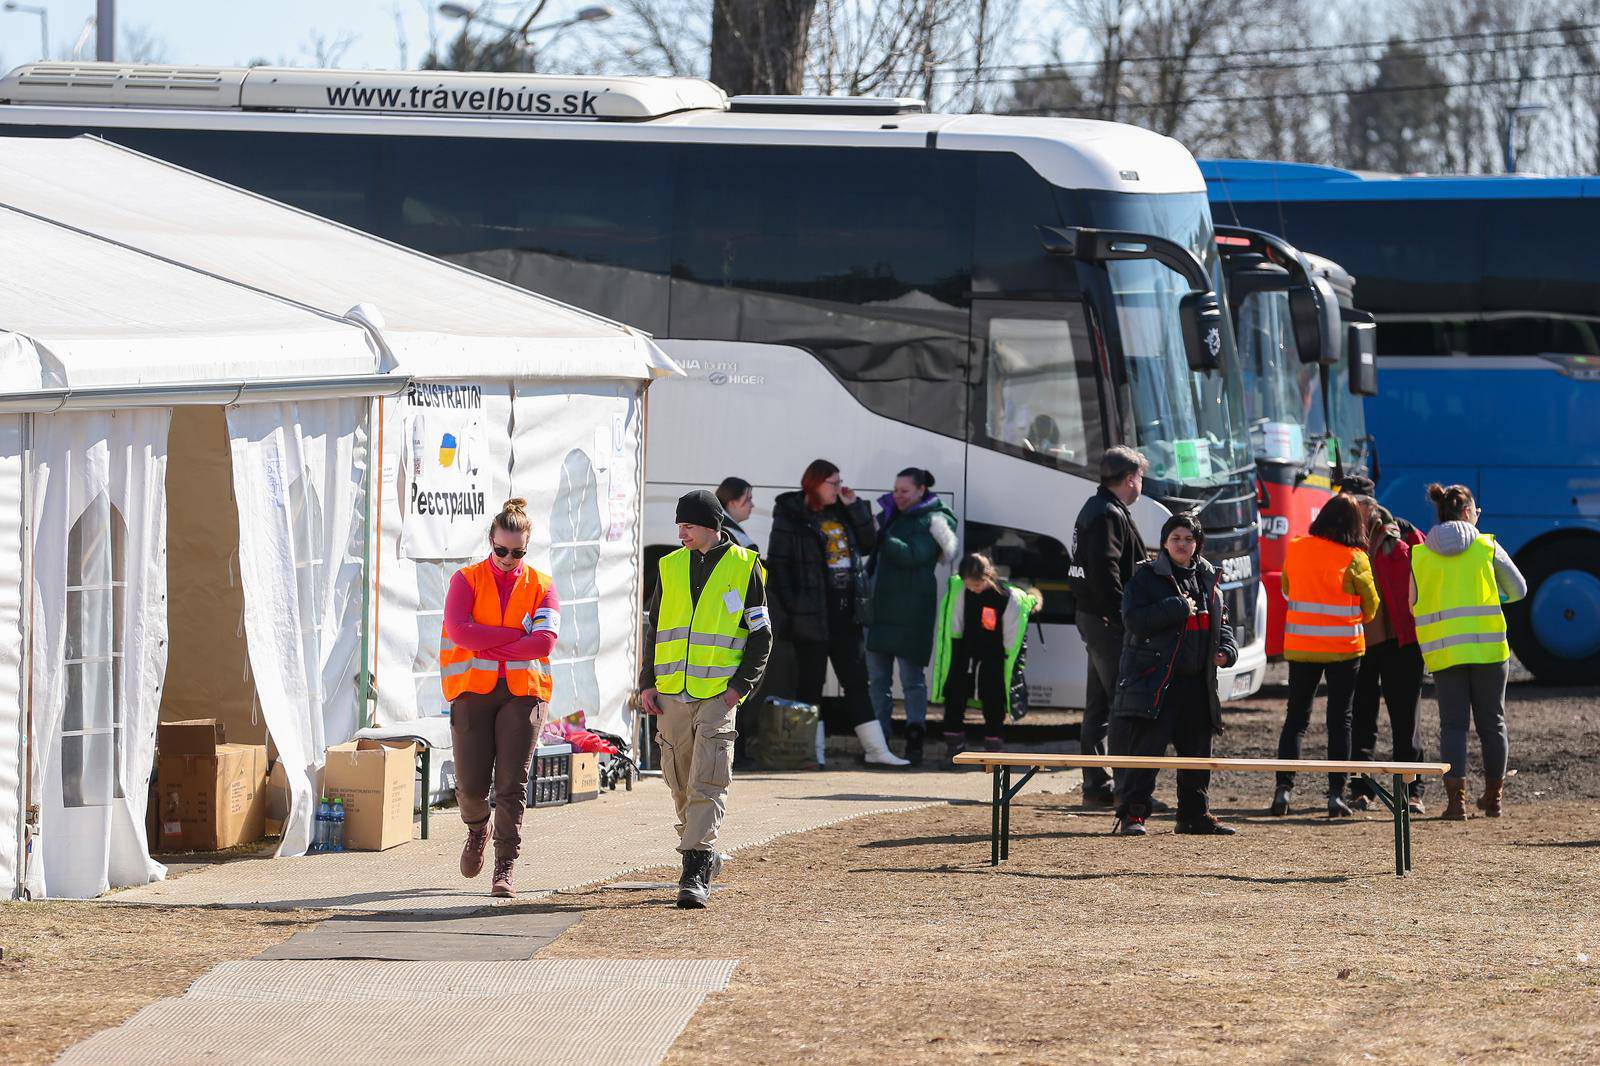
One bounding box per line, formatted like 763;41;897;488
931;553;1039;766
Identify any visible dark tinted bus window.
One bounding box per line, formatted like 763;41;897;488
379;137;675;332
973;153;1070;295
106;128;382;232
1482;199;1600;316
670;144;974;436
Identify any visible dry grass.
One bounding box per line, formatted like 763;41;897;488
546;787;1600;1064
0;902;320;1066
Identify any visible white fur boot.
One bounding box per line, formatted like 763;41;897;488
855;719;910;767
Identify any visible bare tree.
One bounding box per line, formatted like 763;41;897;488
710;0;817;94
121;24;170;64
303;29;359;68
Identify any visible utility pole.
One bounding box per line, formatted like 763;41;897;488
96;0;114;61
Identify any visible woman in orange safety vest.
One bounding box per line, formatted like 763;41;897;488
1270;493;1380;820
441;498;560;899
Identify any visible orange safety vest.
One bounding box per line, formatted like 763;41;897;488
1282;536;1366;657
439;559;555;703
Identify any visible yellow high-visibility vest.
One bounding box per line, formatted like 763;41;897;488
654;544;758;699
1411;535;1509;672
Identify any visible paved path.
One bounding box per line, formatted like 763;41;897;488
113;769;995;913
62;770;999;1065
55;960;741;1065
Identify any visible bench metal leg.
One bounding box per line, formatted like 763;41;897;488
1364;773;1406;877
420;747;431;841
991;767;1002;866
1400;774;1413;872
1001;766;1013;861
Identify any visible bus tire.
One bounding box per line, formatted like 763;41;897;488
1505;538;1600;686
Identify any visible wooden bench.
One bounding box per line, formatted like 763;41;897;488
951;753;1452;877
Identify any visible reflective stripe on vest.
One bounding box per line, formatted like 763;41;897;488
1411;536;1509;672
1281;536;1366;657
439;560;556;703
654;544;758;699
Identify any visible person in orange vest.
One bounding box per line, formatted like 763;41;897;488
1270;493;1380;819
441;498;560;898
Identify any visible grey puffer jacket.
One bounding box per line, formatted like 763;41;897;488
1409;521;1527;608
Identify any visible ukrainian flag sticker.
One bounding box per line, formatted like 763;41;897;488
439;432;458;468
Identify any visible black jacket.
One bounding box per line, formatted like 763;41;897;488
1111;552;1238;729
1070;486;1147;624
765;490;876;644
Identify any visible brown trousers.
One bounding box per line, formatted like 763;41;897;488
657;691;737;852
450;679;545;855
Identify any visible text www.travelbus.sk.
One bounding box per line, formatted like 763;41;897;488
324;84;601;116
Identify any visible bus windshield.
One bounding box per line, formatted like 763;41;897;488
1077;190;1251;489
1236;288;1319;464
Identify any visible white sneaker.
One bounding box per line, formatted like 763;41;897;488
854;720;910;767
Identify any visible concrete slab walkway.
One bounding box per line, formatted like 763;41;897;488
60;769;1000;1065
112;769;995;913
55;960;741;1065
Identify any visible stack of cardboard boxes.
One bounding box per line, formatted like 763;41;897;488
155;719;268;852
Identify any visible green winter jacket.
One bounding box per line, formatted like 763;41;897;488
865;493;958;662
930;576;1037;718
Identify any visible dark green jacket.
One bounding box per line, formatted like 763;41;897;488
866;493;958;662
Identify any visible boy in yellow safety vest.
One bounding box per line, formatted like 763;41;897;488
639;489;772;908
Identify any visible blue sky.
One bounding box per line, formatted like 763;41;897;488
0;0;1068;75
0;0;513;69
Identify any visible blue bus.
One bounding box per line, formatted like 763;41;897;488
1200;160;1600;684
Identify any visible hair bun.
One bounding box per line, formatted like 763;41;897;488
502;497;528;513
922;469;936;489
1425;483;1447;503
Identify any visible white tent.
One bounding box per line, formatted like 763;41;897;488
0;135;676;900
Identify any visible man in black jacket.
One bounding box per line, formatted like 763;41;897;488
1070;446;1149;806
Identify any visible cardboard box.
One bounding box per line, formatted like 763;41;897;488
264;760;290;838
156;718;268;852
570;752;600;802
324;739;417;851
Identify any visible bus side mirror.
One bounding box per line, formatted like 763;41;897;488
1346;313;1378;396
1180;289;1224;372
1288;284;1325;364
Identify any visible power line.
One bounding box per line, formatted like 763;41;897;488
865;19;1600;79
933;35;1593;90
998;66;1596;117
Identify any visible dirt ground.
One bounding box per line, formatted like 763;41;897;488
4;677;1595;1064
0;903;320;1066
538;679;1600;1064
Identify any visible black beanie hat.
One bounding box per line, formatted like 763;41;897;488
676;489;725;530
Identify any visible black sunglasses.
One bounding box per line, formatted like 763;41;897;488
492;545;527;559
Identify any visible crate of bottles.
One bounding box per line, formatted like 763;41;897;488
528;743;573;808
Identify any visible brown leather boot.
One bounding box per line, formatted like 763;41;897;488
1441;777;1468;821
1477;777;1505;818
491;849;516;898
459;824;488;878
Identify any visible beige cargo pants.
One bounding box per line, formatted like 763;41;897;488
656;691;737;852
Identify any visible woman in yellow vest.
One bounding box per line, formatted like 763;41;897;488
1411;483;1526;820
440;498;560;899
1271;494;1380;819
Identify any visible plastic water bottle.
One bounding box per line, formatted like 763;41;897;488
331;798;346;853
312;798;330;853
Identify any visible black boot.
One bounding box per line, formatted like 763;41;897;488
677;850;712;909
904;724;925;768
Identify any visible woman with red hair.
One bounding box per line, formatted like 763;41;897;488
766;459;908;767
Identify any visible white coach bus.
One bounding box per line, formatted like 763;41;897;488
0;63;1267;706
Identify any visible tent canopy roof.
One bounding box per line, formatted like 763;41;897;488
0;135;679;391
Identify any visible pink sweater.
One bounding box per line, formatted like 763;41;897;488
443;563;560;671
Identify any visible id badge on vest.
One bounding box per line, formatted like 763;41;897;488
723;588;743;614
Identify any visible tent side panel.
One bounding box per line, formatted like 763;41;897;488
0;415;24;895
375;382;513;729
510;381;643;740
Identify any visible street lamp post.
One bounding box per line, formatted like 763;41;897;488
1504;103;1549;175
437;2;612;61
2;2;48;60
96;0;114;61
